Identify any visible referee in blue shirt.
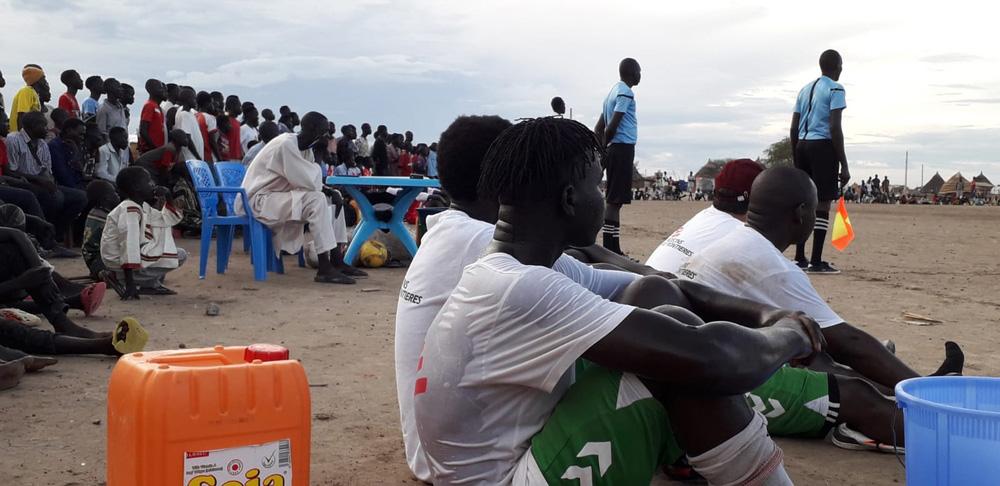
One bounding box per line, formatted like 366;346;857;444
594;58;640;255
790;49;851;274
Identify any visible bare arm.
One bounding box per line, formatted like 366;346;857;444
830;109;849;185
789;112;800;163
573;244;675;279
672;279;789;328
604;111;625;145
584;309;816;395
139;120;156;149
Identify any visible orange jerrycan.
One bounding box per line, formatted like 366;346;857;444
107;344;310;485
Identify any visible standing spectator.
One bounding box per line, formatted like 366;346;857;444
687;171;696;200
172;87;203;161
0;69;7;130
195;91;220;162
593;58;641;255
239;105;260;154
551;96;566;116
95;127;130;183
9;64;48;133
219;95;243;160
336;124;357;168
261;108;276;124
120;83;136;128
789;49;849;274
138;79;168;160
95;78;127;139
49;118;89;190
427;142;438;177
6;112;87;240
160;83;179;114
402;130;414;153
371;131;389;176
356;123;372;165
81;76;103;122
58;70;83;120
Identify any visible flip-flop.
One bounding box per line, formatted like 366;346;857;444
314;273;356;285
81;282;107;316
138;286;177;296
0;359;27;391
112;317;149;355
0;308;41;327
23;355;58;372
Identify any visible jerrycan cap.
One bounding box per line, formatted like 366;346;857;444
244;344;289;363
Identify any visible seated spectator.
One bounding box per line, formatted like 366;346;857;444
0;226;148;358
82;180;120;282
45;107;68;142
6;112;87;241
95;78;126;139
0;116;46;220
95;126;130;183
101;167;186;299
81;75;103;122
239;112;362;284
49;118;89;190
9;64;48;133
241;121;279;166
134;128;197;187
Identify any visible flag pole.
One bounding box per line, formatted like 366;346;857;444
904;151;909;191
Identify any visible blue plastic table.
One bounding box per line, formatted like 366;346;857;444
326;176;441;265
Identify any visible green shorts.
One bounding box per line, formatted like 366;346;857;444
747;365;840;438
526;365;683;485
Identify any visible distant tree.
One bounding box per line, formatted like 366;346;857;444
763;137;793;168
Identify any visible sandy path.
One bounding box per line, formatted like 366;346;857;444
1;201;997;485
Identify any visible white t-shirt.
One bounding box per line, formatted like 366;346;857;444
679;225;844;328
396;209;637;483
174;109;204;160
646;206;744;275
411;249;636;485
240;124;259;154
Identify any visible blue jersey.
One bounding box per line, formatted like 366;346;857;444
602;81;637;144
794;76;846;140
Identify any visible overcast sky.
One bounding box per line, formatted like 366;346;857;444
2;0;998;188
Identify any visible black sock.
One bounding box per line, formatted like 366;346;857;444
810;211;830;265
602;220;621;254
930;341;965;376
794;242;807;262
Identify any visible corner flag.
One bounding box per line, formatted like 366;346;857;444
830;196;854;251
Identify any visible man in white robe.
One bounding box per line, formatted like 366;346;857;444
240;111;360;284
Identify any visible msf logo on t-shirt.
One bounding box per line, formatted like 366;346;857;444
400;279;423;305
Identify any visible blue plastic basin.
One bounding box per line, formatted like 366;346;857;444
897;376;1000;485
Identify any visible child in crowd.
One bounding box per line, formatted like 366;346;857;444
100;167;186;299
82;180;120;282
95;126;130;182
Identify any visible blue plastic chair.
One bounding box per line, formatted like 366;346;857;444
214;161;252;252
211;161;305;273
186;160;273;281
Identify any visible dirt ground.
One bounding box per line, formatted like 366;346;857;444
1;201;998;485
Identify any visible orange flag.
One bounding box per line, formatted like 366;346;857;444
830;196;855;251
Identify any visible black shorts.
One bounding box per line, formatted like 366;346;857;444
603;143;635;205
794;140;840;201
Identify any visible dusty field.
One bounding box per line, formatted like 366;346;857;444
1;200;998;485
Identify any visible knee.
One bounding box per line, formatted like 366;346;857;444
301;192;330;218
616;275;690;310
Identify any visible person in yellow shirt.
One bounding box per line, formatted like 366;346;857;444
9;65;49;132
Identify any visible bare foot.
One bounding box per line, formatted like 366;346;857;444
0;359;27;391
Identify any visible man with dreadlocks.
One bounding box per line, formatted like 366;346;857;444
594;58;641;255
413;117;823;485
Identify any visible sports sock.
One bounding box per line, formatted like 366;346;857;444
929;341;965;376
794;242;807;263
810;210;830;265
686;412;792;486
602;220;622;254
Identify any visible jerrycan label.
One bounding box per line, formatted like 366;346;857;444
183;439;291;486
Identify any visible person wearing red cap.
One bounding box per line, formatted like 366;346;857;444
647;159;764;275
